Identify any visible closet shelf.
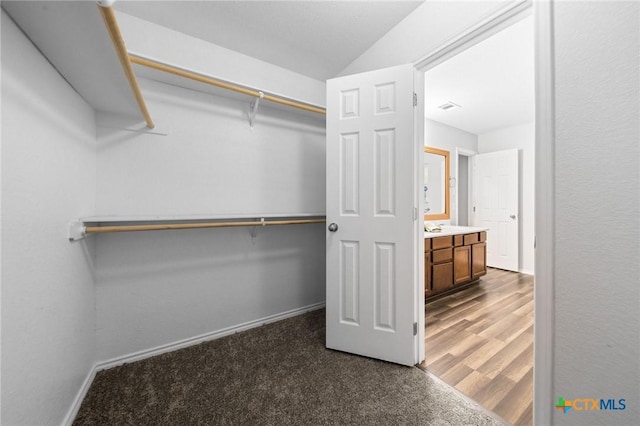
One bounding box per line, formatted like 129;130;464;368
68;213;326;241
3;1;147;122
3;2;325;132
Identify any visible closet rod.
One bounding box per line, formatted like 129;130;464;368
97;3;155;129
128;54;327;116
84;218;326;235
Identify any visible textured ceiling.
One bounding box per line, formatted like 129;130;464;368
114;0;424;81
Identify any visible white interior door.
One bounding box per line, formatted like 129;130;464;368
326;64;423;366
472;149;519;271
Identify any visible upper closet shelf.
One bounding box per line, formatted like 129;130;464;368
3;1;147;123
68;213;327;241
3;1;326;132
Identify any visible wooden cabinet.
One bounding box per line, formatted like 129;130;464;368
424;250;432;297
454;245;471;284
472;242;487;279
429;236;453;293
425;230;487;300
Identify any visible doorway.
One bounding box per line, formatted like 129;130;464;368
455;148;475;227
420;9;535;426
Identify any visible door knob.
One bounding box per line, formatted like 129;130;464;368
510;214;517;219
328;223;339;232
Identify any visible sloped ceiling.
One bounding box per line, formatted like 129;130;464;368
114;0;424;81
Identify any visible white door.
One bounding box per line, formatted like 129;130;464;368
472;149;519;271
326;64;423;366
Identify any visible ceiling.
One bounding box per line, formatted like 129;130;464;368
114;0;424;81
4;0;532;133
424;15;534;135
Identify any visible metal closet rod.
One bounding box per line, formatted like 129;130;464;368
84;218;327;235
97;3;155;128
128;54;327;116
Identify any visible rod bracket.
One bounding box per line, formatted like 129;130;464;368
250;217;266;241
68;221;87;242
96;0;117;8
249;91;264;130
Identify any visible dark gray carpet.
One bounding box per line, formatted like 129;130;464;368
74;309;503;425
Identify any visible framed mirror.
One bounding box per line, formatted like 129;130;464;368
423;147;450;220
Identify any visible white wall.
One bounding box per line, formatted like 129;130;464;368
479;122;534;274
116;11;326;107
95;78;326;361
93;12;327;362
552;1;639;424
1;11;97;425
425;119;478;224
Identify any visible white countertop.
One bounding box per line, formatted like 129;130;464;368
424;225;488;238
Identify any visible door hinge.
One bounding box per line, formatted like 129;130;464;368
413;92;418;107
413;322;418;336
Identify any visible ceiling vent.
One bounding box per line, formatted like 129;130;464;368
437;101;461;111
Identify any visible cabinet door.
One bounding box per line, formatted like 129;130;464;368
432;262;453;292
472;242;487;279
424;251;432;296
454;245;471;284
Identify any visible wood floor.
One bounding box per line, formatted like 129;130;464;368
420;267;534;426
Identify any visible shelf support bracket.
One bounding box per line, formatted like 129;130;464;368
68;221;87;242
249;91;264;130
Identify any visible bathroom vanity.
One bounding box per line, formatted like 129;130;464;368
425;226;488;300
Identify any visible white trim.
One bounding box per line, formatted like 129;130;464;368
533;0;555;424
61;365;98;426
97;302;326;371
414;70;426;364
415;0;532;72
62;303;325;425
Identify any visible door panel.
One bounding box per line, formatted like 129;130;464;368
326;64;421;366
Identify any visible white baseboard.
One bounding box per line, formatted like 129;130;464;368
62;302;325;425
97;301;326;372
62;364;98;426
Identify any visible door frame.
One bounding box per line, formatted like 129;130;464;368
454;147;477;226
414;0;554;424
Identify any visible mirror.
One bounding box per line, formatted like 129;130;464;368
423;147;450;220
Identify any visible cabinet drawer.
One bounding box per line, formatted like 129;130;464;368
432;236;453;250
454;235;464;247
479;231;487;242
432;248;453;264
464;233;479;245
424;238;432;252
